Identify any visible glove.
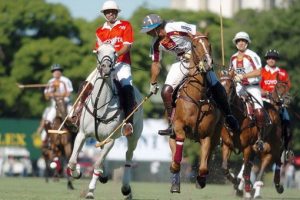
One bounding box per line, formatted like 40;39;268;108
234;74;243;82
149;82;159;95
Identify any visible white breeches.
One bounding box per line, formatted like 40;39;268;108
236;83;263;109
165;61;189;88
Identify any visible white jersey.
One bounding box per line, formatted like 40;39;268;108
230;49;262;85
44;76;73;104
150;21;196;62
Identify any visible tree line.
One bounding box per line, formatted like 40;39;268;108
0;0;299;151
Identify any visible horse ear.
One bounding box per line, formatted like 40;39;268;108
204;31;209;38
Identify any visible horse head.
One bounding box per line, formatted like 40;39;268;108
270;81;292;108
220;69;236;104
95;43;116;77
190;33;213;73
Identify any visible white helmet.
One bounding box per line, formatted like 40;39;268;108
232;31;251;44
101;0;121;13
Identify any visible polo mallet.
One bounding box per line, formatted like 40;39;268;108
48;69;98;134
17;83;49;89
95;92;154;148
219;0;225;67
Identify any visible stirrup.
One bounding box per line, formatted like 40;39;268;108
121;123;133;136
158;125;173;136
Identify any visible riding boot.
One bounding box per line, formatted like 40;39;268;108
65;81;93;133
158;85;174;136
254;108;265;152
121;85;135;136
210;82;240;134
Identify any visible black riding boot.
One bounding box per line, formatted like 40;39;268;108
121;85;135;136
158;85;174;136
210;82;240;134
65;81;93;133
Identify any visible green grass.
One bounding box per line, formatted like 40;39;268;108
0;177;298;200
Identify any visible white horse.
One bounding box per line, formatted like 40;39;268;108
67;43;143;200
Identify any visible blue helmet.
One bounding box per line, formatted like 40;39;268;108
50;64;63;72
140;14;163;33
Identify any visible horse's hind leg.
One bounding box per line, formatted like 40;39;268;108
86;139;114;199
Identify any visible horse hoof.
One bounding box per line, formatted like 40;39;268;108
235;189;243;197
254;195;262;199
98;174;108;183
85;192;94;199
66;167;82;179
121;185;131;196
196;175;206;189
275;184;284;194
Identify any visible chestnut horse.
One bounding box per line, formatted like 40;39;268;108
220;70;284;199
43;94;75;189
169;34;223;192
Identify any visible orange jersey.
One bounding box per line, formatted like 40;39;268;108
95;20;133;65
260;65;291;92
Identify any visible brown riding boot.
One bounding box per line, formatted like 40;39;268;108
65;81;93;133
158;85;174;136
254;108;265;152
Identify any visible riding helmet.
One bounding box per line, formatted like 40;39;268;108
140;14;163;33
265;49;280;60
50;64;63;72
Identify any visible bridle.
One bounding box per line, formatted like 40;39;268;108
190;35;213;73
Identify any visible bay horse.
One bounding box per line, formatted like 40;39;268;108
169;34;223;192
43;91;75;189
66;43;143;200
219;70;284;199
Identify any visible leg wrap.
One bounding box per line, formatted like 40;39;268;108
174;139;184;164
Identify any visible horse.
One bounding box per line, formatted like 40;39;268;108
219;70;284;199
43;93;75;189
169;34;223;192
66;43;143;200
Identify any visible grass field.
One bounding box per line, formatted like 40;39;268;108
0;177;299;200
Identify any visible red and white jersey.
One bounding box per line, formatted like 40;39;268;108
95;20;133;65
260;65;291;92
150;21;196;62
230;49;262;85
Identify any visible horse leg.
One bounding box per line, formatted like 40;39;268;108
196;137;210;189
63;142;75;190
221;141;238;187
86;139;114;200
67;131;86;179
253;154;271;199
120;134;141;200
169;128;185;193
274;161;284;194
243;147;254;199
